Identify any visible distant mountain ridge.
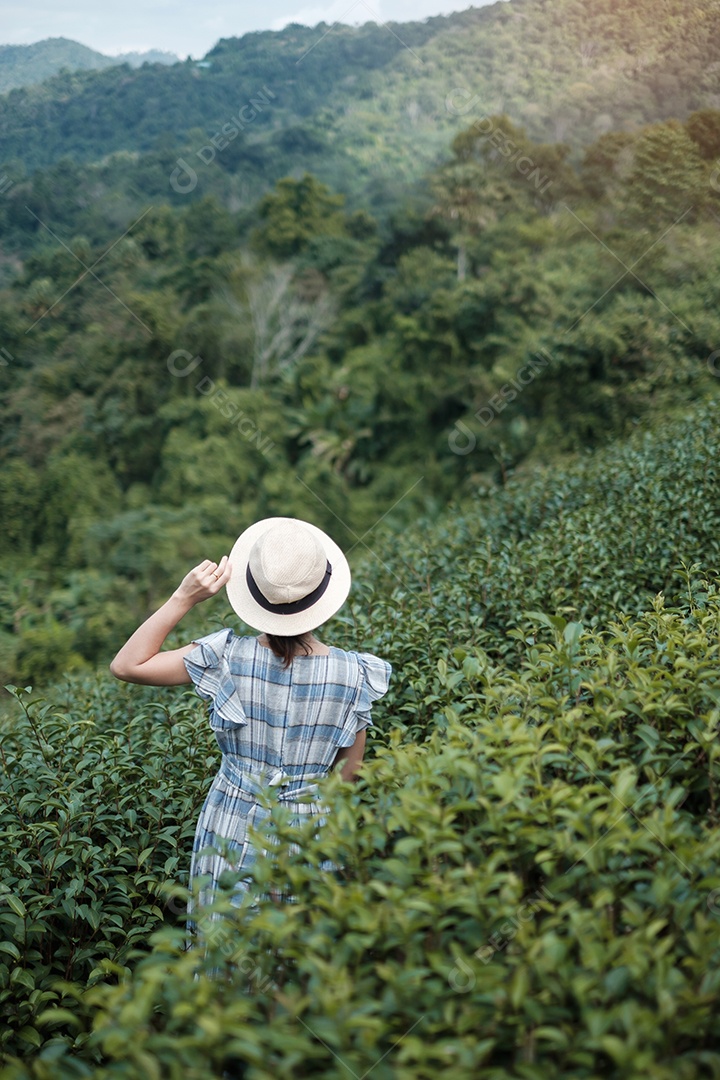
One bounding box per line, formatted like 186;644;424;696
0;37;179;93
0;0;719;217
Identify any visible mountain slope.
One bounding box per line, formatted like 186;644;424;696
0;37;178;94
1;0;719;187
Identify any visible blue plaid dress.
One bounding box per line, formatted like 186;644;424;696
183;629;391;918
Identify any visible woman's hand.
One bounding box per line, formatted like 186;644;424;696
173;556;232;607
110;555;233;686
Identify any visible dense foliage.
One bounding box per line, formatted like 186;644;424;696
2;97;720;684
2;0;720;227
1;405;720;1075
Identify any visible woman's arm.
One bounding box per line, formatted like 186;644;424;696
332;729;367;782
110;556;232;686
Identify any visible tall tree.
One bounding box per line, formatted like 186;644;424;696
623;121;707;228
252;174;346;259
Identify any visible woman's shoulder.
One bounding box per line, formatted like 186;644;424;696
329;647;392;686
190;627;255;649
186;627;258;666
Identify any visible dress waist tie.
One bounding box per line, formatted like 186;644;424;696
218;757;328;802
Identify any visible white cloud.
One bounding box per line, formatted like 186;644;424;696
271;0;383;31
103;45;155;55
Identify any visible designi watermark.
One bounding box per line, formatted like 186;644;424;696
170;86;277;194
448;883;556;991
201;915;277;993
446;89;553;196
448;347;556;455
167;349;276;457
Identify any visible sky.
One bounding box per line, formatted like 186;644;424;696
0;0;495;59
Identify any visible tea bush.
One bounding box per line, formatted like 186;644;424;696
0;680;215;1059
3;593;720;1078
331;402;720;742
2;402;720;1076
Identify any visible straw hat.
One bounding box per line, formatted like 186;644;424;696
225;517;351;635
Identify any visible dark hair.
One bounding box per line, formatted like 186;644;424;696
265;633;313;667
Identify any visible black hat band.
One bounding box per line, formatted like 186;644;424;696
246;561;332;615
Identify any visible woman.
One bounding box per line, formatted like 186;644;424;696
110;516;391;916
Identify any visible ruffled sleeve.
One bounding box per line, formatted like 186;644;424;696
183;627;248;726
352;652;392;733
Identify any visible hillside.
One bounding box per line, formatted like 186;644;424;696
1;0;719;205
2;401;720;1074
0;38;179;94
1;100;719;686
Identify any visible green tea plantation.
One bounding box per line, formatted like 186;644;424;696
2;403;720;1078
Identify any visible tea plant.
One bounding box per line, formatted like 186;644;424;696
2;404;720;1075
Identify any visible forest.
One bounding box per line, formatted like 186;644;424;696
2;103;720;686
1;0;720;1074
2;0;720;238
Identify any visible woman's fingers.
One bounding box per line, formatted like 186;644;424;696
204;556;231;592
186;556;231;596
213;556;232;585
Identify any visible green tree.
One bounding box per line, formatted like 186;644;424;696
580;130;636;199
622;121;707;228
135;205;185;260
0;460;43;554
39;452;123;569
685;108;720;160
429;163;508;281
181;196;238;259
252;174;346;259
